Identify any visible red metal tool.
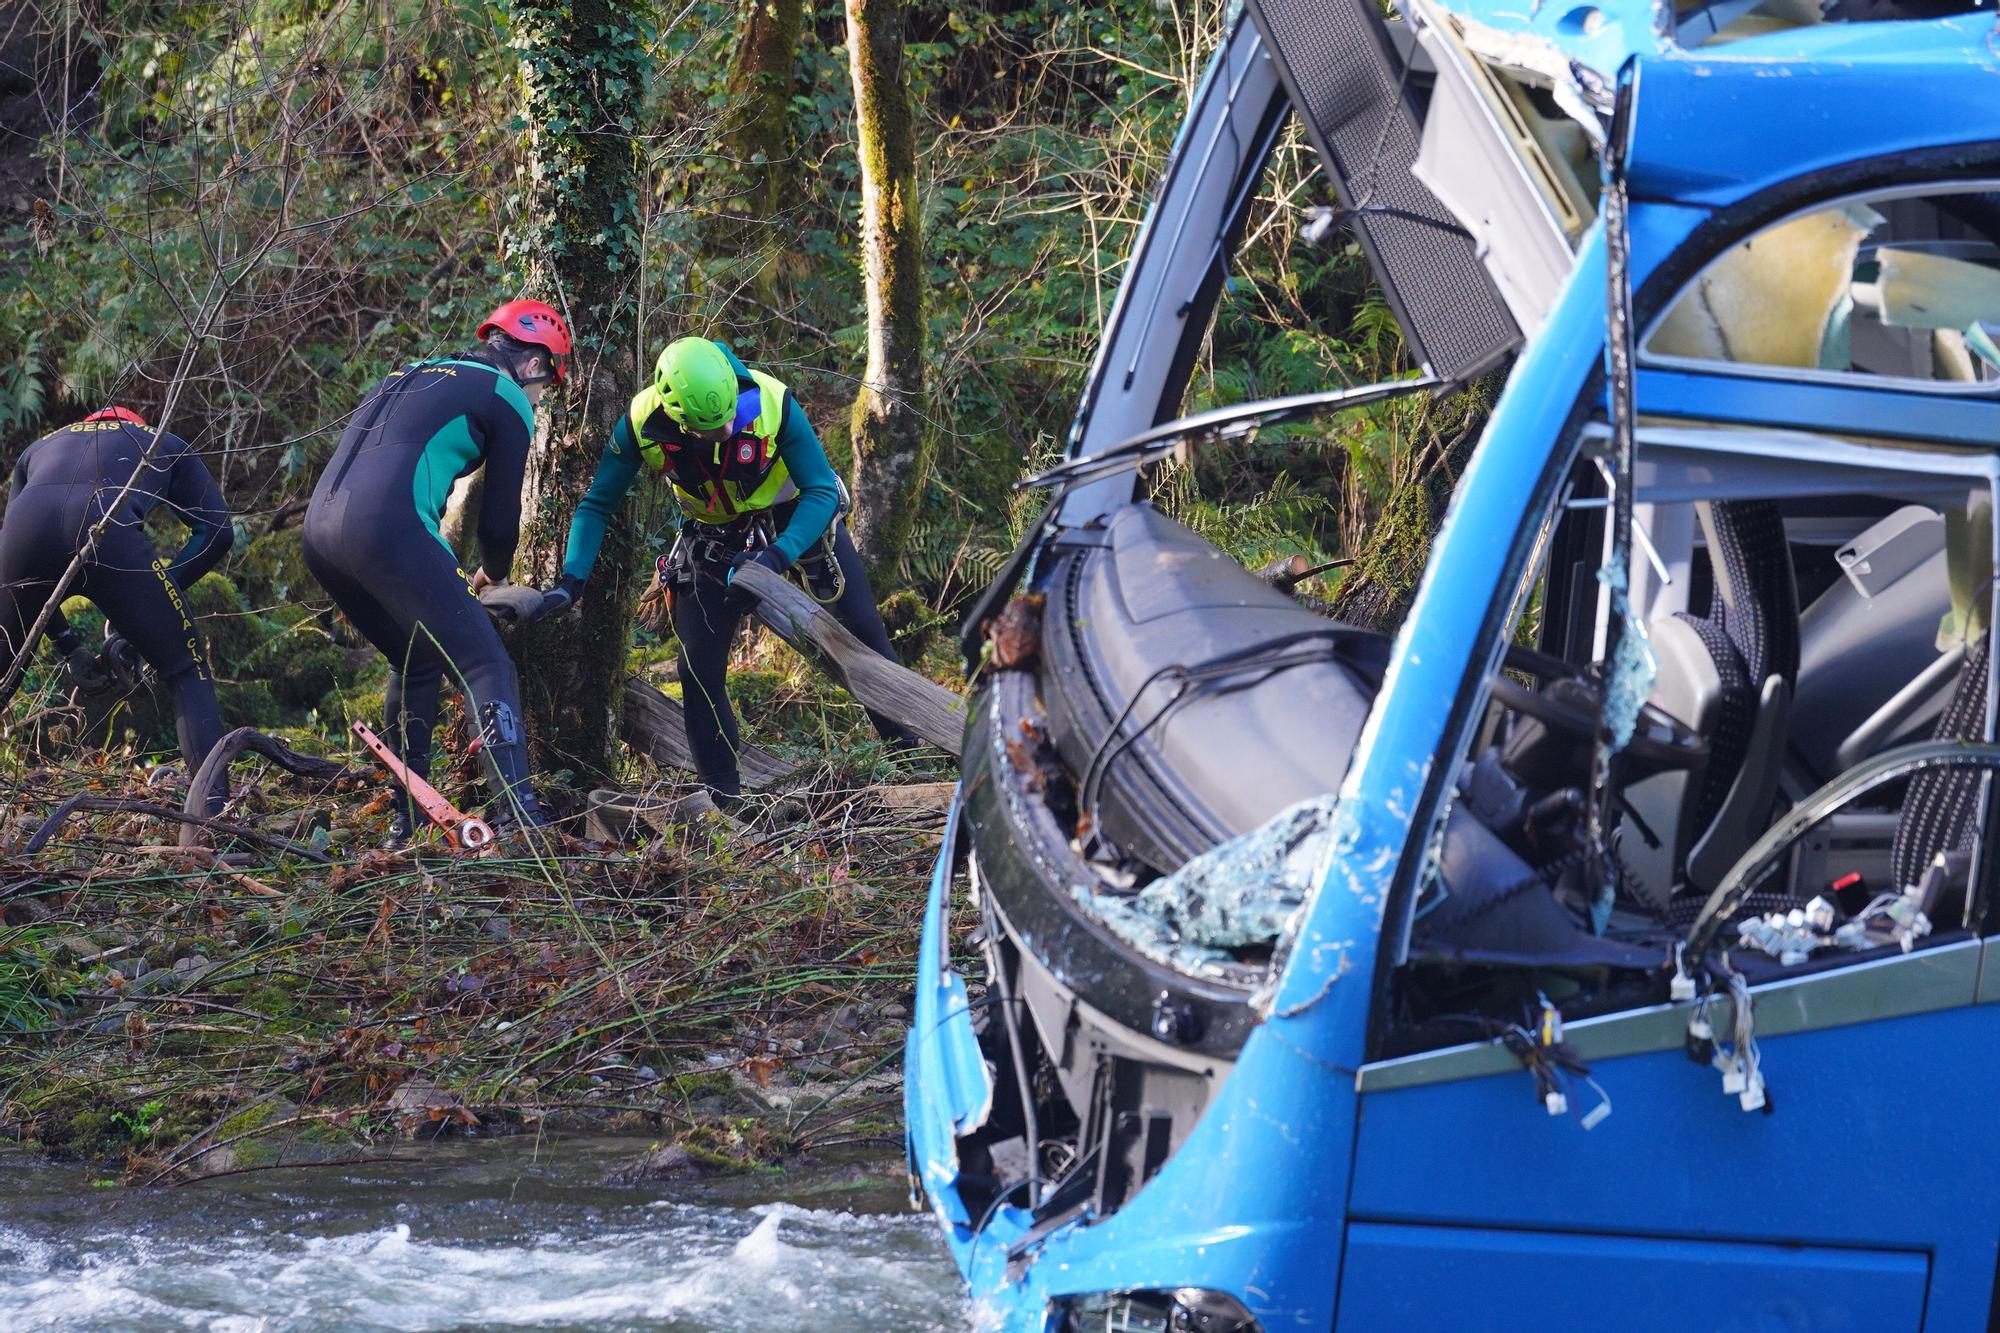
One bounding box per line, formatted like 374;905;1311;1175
351;721;494;850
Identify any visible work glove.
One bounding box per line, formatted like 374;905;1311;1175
62;643;115;695
479;577;584;625
727;546;788;586
478;583;546;623
100;634;142;687
533;575;584;620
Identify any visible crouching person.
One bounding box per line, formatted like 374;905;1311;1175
0;406;233;813
302;300;574;841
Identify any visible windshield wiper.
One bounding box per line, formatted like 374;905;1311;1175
1014;375;1444;492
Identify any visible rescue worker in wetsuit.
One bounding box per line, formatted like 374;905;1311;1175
0;407;233;813
302;300;573;839
555;337;917;806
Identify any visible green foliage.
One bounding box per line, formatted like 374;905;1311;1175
0;926;62;1032
0;0;1478;749
0;330;48;438
0;0;516;456
111;1098;170;1142
233;528;313;606
187;574;264;670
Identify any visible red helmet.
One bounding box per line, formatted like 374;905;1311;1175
83;406;147;426
476;299;572;383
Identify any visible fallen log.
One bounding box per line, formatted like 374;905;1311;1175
732;562;966;756
179;727;351;851
862;781;956;813
19;795;329;862
619;676;797;790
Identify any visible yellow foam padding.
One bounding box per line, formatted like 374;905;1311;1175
1651;205;1878;367
1877;248;2000;332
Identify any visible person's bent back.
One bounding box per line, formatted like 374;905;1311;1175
0;406;233;812
302;300;573;839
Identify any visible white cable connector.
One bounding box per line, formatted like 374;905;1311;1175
1670;943;1695;1002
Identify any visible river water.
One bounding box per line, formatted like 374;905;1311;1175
0;1136;967;1331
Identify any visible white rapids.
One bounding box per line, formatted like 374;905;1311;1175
0;1142;966;1332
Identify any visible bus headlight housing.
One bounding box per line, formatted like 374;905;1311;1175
1054;1287;1261;1332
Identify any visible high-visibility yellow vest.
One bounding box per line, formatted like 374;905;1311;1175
628;368;797;524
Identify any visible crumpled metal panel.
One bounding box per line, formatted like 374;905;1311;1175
904;798;1012;1239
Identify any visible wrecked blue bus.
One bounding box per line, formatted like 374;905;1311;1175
905;0;2000;1327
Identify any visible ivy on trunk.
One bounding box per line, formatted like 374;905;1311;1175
497;0;649;783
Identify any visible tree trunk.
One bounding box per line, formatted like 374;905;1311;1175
719;0;805;241
498;0;649;782
842;0;926;579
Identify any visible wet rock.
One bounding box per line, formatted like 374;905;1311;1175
386;1079;478;1134
186;1098;310;1177
119;966;168;998
170;957;219;990
606;1143;723;1186
53;935;101;962
3;897;50;925
881;1002;909;1021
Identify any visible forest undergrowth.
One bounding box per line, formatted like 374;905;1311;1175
0;636;963;1184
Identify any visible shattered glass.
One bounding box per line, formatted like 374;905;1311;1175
1594;561;1659;750
1071;795;1340;980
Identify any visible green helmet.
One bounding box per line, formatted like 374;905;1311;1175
654;338;736;431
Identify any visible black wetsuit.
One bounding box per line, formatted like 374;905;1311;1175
301;352;543;824
0;419;233;811
669;513;910;802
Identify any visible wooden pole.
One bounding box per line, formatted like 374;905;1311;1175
731;562;965;755
619;676;797;789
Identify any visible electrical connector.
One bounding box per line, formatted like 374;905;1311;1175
1544;1090;1568;1117
1670;943;1695;1001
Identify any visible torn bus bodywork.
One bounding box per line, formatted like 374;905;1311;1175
909;4;2000;1329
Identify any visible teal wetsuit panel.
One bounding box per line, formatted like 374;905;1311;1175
563;416;644;582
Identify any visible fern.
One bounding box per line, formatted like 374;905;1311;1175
0;330;47;438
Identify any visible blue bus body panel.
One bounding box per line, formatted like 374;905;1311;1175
907;13;2000;1328
905;797;1032;1249
1624;19;2000;210
1348;1002;2000;1328
1339;1223;1929;1331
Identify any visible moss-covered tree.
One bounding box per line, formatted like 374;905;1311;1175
717;0;806;247
498;0;650;782
843;0;927;575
